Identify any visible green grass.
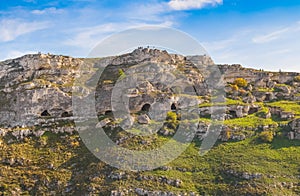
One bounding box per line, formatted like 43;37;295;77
1;127;300;195
275;83;291;87
199;98;246;107
1;98;300;195
224;114;278;128
266;101;300;115
257;87;274;92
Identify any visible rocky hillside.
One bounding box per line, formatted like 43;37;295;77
1;48;300;195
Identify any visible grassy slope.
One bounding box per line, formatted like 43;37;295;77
1;128;300;195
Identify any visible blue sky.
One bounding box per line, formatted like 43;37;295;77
1;0;300;71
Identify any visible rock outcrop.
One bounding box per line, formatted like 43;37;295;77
0;48;300;141
288;118;300;139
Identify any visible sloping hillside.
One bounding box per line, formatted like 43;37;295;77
1;48;300;195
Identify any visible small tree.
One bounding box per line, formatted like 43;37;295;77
234;78;248;88
259;131;273;143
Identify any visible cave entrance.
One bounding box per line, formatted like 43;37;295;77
61;111;72;117
171;103;177;111
41;110;51;117
248;107;258;115
105;110;113;116
229;110;237;118
141;104;151;112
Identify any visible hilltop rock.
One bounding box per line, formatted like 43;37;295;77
0;48;299;138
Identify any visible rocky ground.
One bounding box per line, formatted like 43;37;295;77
1;48;300;195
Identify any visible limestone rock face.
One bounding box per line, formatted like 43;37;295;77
289;118;300;139
289;119;300;131
0;53;81;128
275;85;291;94
219;64;297;85
137;114;150;124
0;48;299;134
95;48;207;116
0;49;210;129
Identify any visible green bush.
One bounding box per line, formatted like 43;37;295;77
166;111;178;130
230;84;239;91
166;111;177;122
118;69;125;78
259;131;274;143
294;75;300;82
234;78;248;88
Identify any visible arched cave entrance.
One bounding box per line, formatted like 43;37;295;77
61;111;72;117
141;104;151;112
229;110;237;118
171;103;177;111
41;110;51;117
105;110;113;116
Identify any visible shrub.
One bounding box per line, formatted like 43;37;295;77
231;84;239;91
166;111;177;122
224;130;231;140
70;141;80;148
259;131;274;143
234;78;248;88
166;111;178;130
118;69;126;79
256;107;270;118
294;75;300;82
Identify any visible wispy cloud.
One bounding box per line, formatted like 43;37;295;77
252;28;290;44
252;22;300;44
64;21;173;49
64;23;118;48
31;7;64;15
128;0;223;21
127;3;171;22
1;50;37;61
23;0;36;3
0;19;49;42
168;0;223;11
203;38;236;52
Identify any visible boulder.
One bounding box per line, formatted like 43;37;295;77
280;111;294;120
137;114;150;124
275;85;291;94
289;118;300;139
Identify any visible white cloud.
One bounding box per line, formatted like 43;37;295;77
0;50;37;61
203;38;236;52
64;21;174;49
168;0;223;11
202;21;300;72
31;7;64;15
0;19;49;42
23;0;36;3
252;28;290;44
128;3;170;22
252;22;300;44
64;23;119;48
